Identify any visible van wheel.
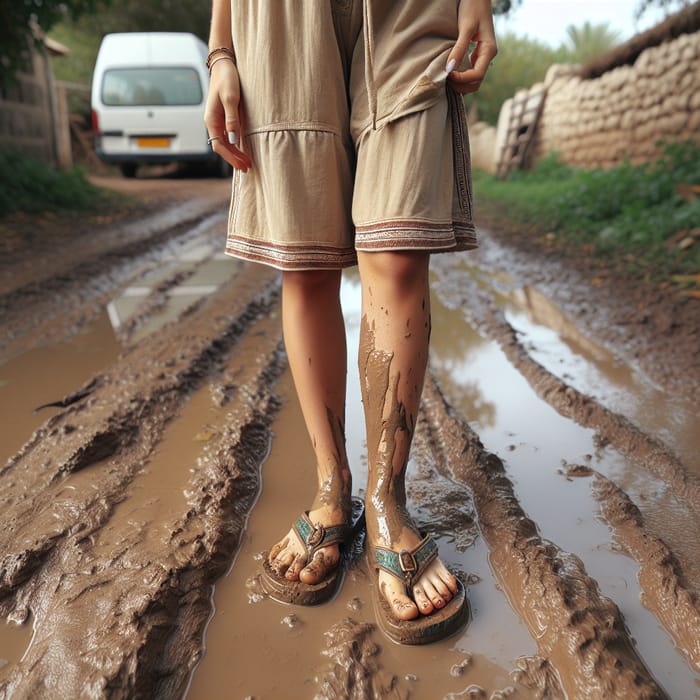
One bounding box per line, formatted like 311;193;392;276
120;163;138;178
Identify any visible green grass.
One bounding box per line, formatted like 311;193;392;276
473;142;700;278
0;150;120;217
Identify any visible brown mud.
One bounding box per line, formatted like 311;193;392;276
0;179;699;698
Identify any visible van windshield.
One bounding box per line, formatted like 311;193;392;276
101;67;203;106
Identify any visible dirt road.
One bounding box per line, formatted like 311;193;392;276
0;175;698;699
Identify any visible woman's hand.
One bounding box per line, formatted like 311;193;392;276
204;60;252;172
445;0;498;95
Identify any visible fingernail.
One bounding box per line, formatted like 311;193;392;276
228;131;238;145
445;58;457;74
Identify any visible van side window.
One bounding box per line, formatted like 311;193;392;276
101;68;203;107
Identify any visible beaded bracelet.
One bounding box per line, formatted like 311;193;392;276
208;55;235;75
206;46;234;71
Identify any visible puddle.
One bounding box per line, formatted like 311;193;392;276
428;281;700;698
189;271;698;699
0;312;121;466
186;372;536;700
0;617;33;683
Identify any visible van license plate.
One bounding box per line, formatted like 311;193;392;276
136;137;170;148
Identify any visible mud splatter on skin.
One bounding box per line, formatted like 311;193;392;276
359;313;414;545
312;406;352;519
588;469;700;671
420;373;668;699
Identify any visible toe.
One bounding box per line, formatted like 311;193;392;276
299;548;338;584
380;577;419;620
428;570;454;603
269;536;290;562
411;585;435;616
284;553;305;581
422;580;446;610
272;550;294;576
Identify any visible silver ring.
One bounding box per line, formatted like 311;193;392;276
207;136;221;145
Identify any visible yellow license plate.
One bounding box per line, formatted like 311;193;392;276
136;137;170;148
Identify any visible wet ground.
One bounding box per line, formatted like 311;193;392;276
0;176;698;699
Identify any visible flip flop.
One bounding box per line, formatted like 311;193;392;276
369;534;469;645
261;497;365;606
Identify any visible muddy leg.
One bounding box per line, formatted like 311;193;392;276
269;269;352;584
358;251;458;619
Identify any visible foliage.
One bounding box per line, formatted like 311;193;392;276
0;150;114;216
561;21;622;63
473;142;700;277
0;0;109;81
71;1;211;47
48;23;103;86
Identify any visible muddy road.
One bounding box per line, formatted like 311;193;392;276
0;176;698;699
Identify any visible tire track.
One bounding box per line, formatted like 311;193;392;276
419;373;668;699
432;272;700;518
0;265;285;697
582;467;700;672
0;207;225;366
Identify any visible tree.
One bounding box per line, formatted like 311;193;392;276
76;0;211;45
562;21;622;63
0;0;108;80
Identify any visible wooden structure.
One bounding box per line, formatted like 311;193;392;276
495;87;546;179
0;35;73;169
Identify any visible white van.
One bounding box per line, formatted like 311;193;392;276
91;32;227;177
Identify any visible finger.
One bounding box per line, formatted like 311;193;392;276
445;31;472;76
450;44;497;86
211;140;251;172
448;77;483;95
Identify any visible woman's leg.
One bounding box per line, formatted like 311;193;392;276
358;250;458;619
268;269;353;584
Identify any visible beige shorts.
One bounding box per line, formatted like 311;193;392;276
225;0;476;270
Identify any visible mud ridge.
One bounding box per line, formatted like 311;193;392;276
116;266;206;344
0;200;221;298
581;467;700;671
420;372;668;699
315;618;408;700
484;304;700;515
434;274;700;518
0;210;225;365
0;267;283;697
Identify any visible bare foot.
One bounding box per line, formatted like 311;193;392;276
268;504;348;584
374;527;459;620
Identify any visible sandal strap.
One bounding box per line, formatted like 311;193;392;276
292;512;352;560
373;534;439;594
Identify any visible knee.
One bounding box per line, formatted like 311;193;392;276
359;251;429;292
282;269;341;298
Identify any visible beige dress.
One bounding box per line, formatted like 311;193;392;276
225;0;476;270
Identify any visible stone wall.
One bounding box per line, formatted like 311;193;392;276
469;29;700;173
535;30;700;168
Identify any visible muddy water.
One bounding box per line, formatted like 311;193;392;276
188;271;699;699
0;312;121;466
2;197;699;698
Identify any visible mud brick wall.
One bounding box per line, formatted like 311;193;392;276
472;29;700;173
534;30;700;168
